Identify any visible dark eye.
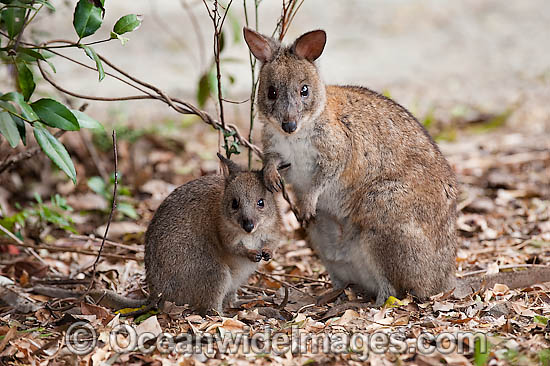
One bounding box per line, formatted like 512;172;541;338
300;85;309;97
232;199;239;209
268;86;277;100
257;199;264;208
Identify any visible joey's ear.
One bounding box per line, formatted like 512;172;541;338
243;27;273;62
217;152;241;178
293;30;326;61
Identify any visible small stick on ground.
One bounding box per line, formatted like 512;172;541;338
0;237;139;262
0;131;65;174
69;234;144;252
269;272;332;284
85;131;118;294
256;270;308;295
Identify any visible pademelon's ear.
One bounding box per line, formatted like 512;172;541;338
293;30;326;61
217;152;241;179
243;27;273;62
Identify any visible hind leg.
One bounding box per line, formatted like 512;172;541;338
307;212;353;289
190;266;232;315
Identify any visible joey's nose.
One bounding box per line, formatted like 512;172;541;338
282;121;297;134
242;220;254;233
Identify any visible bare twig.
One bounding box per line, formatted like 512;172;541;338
0;131;65;174
86;131;118;293
202;0;235;157
29;39;262;158
0;237;139;261
243;285;277;295
256;270;308;295
273;0;305;41
69;234;144;252
457;264;550;278
244;0;261;169
0;224;60;274
268;272;331;284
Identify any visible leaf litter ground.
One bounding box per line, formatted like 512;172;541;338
0;115;548;365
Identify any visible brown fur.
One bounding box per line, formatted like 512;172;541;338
144;154;282;314
244;27;550;305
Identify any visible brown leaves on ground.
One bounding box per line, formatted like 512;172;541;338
0;119;549;365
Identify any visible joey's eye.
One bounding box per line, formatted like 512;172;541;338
231;199;239;209
300;85;309;97
257;199;264;208
268;86;277;100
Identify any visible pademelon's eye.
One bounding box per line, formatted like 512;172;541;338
268;86;277;100
257;199;264;208
232;199;239;209
300;85;309;97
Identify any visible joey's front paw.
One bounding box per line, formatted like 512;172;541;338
247;249;263;262
261;248;272;261
263;166;282;192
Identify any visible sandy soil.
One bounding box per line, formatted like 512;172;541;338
17;0;549;138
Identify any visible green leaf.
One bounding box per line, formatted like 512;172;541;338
87;176;106;196
33;122;76;183
0;92;38;121
34;0;55;11
72;0;103;39
219;31;226;53
17;47;46;61
117;202;138;219
473;337;491;366
79;44;104;81
12;115;26;145
15;62;35;101
534;315;549;325
31;98;79;131
539;349;550;366
0;111;20;147
112;14;142;35
109;31;129;45
197;73;211;108
228;11;241;43
2;6;26;38
70;109;103;130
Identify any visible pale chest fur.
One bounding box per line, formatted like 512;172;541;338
265;125;318;195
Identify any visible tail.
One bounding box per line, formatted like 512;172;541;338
454;267;550;299
32;285;148;309
89;290;149;309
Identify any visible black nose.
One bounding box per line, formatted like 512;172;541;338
282;121;297;133
242;220;254;233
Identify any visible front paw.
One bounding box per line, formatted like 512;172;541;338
298;198;317;225
247;249;263;262
263;166;283;192
261;248;272;261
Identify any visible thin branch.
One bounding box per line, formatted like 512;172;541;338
244;0;260;169
29;38;112;50
0;237;139;261
203;0;234;157
13;7;32;52
256;270;308;295
85;130;118;293
0;222;23;245
268;272;332;284
0;131;66;174
69;234;144;252
44;48;154;97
